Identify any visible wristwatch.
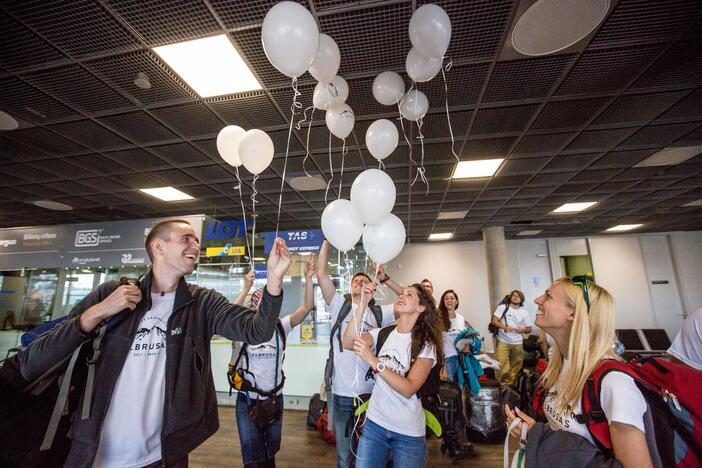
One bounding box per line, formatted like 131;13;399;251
373;362;386;374
379;274;390;284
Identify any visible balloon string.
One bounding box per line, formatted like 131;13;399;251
410;117;429;195
325;130;333;205
338;138;347;198
441;57;460;169
397;82;417;168
378;160;385;170
301;107;316;178
250;174;259;268
275;77;302;239
235;166;253;270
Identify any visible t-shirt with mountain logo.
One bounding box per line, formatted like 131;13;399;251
365;328;436;437
230;315;292;399
93;291;175;468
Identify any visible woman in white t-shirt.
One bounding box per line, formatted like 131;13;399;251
229;256;316;468
504;277;653;468
438;289;471;382
341;282;443;468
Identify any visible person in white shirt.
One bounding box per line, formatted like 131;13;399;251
668;307;702;371
437;289;471;382
316;240;402;468
228;256;317;468
490;290;532;387
505;277;653;468
342;282;442;468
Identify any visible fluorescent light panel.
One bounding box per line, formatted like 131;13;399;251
452;158;504;179
606;224;643;232
140;186;194;201
153;35;262;97
429;232;453;241
517;230;542;236
634;145;702;167
553;201;597;213
437;210;468;220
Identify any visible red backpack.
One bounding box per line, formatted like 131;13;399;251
534;357;702;467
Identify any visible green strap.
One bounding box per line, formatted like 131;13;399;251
352;399;442;438
82;323;106;420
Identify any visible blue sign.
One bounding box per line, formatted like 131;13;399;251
254;264;267;279
264;229;325;253
204;219;249;241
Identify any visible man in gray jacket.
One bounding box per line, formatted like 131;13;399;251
19;219;291;467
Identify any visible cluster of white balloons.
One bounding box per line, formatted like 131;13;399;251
322;169;405;264
216;125;274;175
261;2;355;141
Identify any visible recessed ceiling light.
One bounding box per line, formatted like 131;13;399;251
0;110;19;130
452;159;504;179
289;175;327;191
512;0;610;56
552;201;597;213
517;230;542;236
140;187;194;202
134;72;152;90
634;145;702;167
606;224;643;232
153;34;262;98
429;232;453;241
437;210;468;220
31;200;73;211
682;198;702;207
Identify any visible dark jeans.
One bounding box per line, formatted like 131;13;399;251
333;394;356;468
236;392;283;466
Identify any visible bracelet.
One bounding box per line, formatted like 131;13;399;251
380;274;390;284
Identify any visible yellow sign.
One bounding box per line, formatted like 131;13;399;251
300;322;315;343
205;245;245;257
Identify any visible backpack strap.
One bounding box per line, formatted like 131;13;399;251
576;359;636;455
330;294;354;354
229;320;287;398
365;325;396;381
500;303;509;326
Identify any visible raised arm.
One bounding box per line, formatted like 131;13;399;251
316;240;337;305
341;282;376;350
353;335;433;399
287;254;317;328
233;269;255;306
372;262;403;296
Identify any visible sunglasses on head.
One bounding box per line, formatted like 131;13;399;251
569;275;593;311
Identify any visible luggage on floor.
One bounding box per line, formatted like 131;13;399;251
466;378;506;443
437;381;473;462
306;393;326;429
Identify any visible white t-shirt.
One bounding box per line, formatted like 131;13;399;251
493;305;533;345
329;293;395;397
443;313;467;359
93;292;175;468
668;307;702;371
230;315;292;399
543;358;647;446
366;328;436;437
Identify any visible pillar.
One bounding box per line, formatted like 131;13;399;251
482;226;510;314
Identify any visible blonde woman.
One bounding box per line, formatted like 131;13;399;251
505;276;653;468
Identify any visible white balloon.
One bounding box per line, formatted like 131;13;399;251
325;103;355;140
350;169;396;225
238;129;274;175
409;4;452;59
400;89;429;122
406;47;442;83
372;71;405;106
216;125;245;167
261;1;319;78
313;76;349;111
362;214;406;265
308;34;340;83
365;119;398;161
321;199;363;252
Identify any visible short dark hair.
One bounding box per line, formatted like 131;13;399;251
352;272;372;283
421;278;433;286
145;219;192;262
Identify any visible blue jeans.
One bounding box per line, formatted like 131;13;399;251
235;392;283;465
356;419;427;468
445;355;459;382
333;394;356;468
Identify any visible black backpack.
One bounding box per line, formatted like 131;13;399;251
323;294;384;392
227;320;287;398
